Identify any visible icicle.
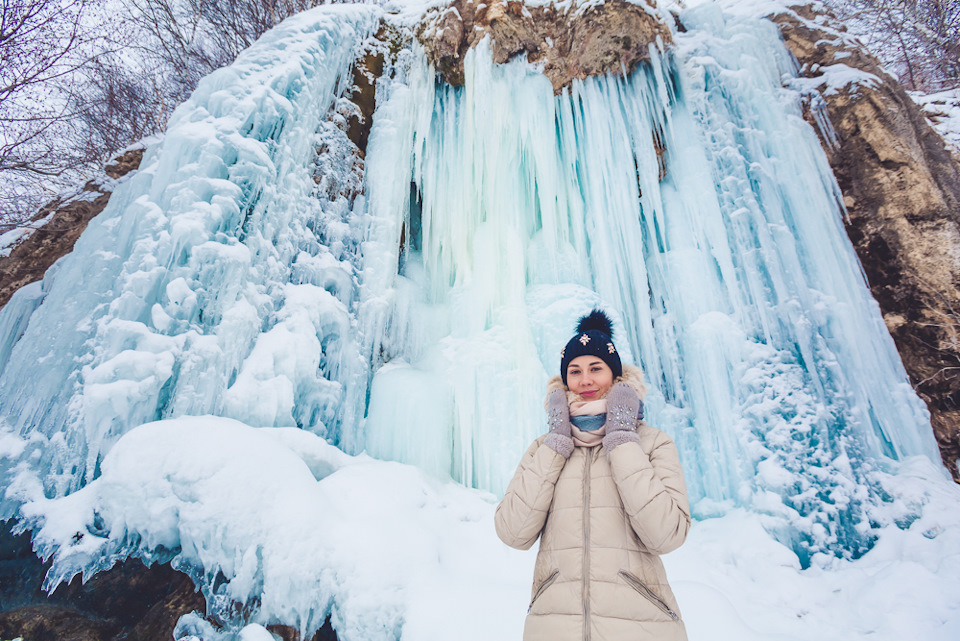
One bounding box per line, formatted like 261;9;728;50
0;0;942;571
0;5;383;515
358;8;939;564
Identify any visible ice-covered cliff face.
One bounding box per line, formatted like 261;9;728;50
0;0;951;630
359;0;942;563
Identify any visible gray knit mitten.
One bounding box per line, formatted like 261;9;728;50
544;389;574;458
602;382;643;451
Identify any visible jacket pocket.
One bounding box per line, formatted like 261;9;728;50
528;570;559;612
618;570;680;622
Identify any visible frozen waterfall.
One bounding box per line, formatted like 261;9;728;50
0;1;948;632
356;4;940;561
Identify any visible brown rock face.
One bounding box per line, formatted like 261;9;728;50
417;0;672;93
313;25;411;207
0;523;205;641
770;4;960;480
0;605;118;641
345;46;384;157
0;147;144;310
0;521;343;641
266;620;340;641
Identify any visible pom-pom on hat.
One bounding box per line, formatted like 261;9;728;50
560;309;623;386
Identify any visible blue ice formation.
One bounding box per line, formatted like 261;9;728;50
0;0;943;600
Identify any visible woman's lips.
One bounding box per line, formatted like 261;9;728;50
581;390;597;397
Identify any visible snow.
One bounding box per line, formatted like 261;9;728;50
791;63;881;96
18;415;960;641
0;226;35;258
21;416;530;641
670;467;960;641
910;89;960;157
0;210;56;258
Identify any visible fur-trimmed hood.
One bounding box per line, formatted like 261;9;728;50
544;364;647;408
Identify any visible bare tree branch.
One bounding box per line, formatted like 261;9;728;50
828;0;960;91
0;0;321;226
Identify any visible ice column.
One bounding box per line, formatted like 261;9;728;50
0;5;382;515
359;6;939;560
0;0;941;562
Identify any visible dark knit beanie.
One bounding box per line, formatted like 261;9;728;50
560;309;623;386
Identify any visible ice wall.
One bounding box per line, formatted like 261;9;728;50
0;4;382;507
357;3;941;562
0;0;944;572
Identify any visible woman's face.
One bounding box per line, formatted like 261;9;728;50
566;356;614;400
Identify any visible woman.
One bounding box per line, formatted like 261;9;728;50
495;309;690;641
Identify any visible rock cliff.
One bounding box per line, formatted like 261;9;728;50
417;0;671;93
0;522;204;641
767;3;960;481
0;148;144;309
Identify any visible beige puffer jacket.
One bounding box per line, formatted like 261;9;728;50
494;365;690;641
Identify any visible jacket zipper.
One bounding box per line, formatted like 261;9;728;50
618;570;680;622
528;570;559;612
583;451;592;641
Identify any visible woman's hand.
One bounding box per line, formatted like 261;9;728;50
544;388;574;458
602;382;642;451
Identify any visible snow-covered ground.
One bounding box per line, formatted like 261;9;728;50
11;415;960;641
